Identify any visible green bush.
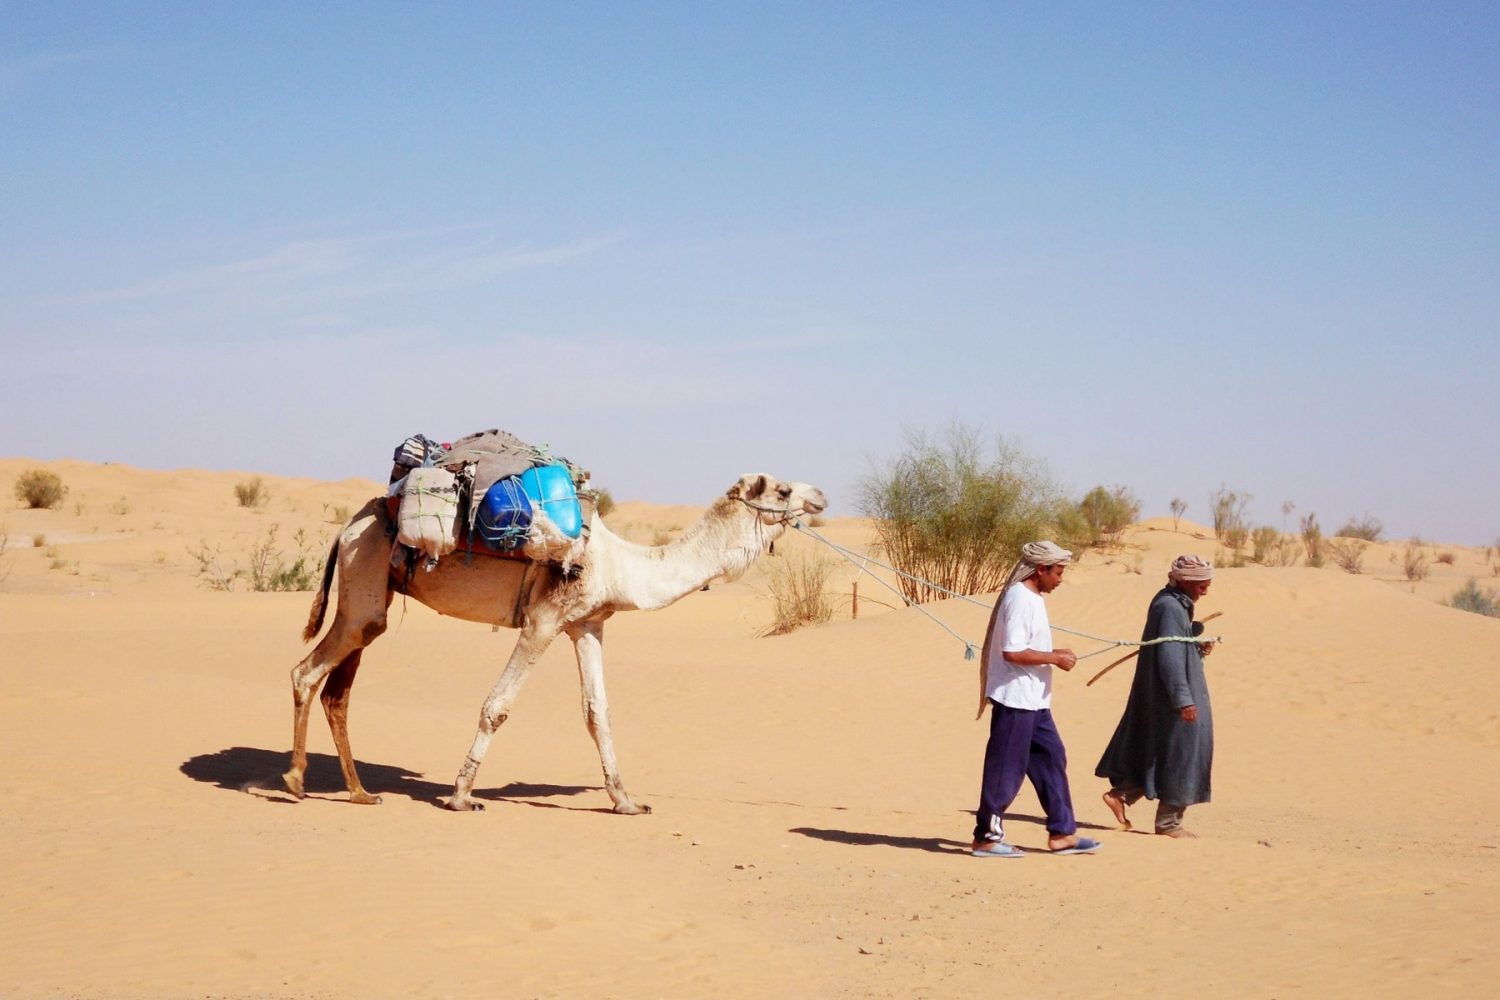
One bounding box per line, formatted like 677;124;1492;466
1300;513;1325;568
1078;485;1141;549
1446;579;1499;617
592;487;616;518
14;469;67;509
858;424;1073;604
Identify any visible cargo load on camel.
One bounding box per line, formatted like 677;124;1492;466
387;428;595;572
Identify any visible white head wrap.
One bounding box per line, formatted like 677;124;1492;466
1169;554;1215;583
975;540;1074;719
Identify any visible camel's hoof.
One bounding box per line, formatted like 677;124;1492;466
613;802;652;816
282;772;306;800
445;796;483;812
349;791;382;805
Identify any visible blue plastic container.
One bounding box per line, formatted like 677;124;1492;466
474;476;533;549
519;463;583;538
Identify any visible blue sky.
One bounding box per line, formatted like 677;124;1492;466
4;2;1497;544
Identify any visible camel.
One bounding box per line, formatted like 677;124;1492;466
283;473;828;813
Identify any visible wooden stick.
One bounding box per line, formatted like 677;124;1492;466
1086;611;1222;687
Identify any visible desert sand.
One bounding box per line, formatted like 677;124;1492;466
2;457;1497;999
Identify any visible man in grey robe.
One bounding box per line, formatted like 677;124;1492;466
1095;554;1217;838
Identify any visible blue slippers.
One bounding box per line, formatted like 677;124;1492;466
971;841;1025;858
1050;837;1102;856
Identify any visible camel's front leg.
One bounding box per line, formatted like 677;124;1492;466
446;623;558;811
568;620;649;815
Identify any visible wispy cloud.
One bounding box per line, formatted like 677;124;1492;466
67;225;624;307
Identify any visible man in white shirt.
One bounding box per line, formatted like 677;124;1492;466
971;540;1101;857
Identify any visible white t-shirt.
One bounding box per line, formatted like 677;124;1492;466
985;581;1053;710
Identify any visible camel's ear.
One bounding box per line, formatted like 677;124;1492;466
727;474;769;501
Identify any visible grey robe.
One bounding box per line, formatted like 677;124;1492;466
1094;587;1213;805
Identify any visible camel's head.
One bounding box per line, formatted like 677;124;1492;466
725;474;828;529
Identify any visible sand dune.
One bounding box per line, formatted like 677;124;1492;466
2;459;1497;998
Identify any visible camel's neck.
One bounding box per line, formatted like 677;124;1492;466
587;500;780;612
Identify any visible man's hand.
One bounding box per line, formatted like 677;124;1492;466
1198;641;1215;657
1053;649;1078;671
1180;705;1198;722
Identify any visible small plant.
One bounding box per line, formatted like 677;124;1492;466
322;502;351;525
32;533;46;547
246;525;323;592
1446;579;1499;617
13;468;67;509
1078;485;1141;549
1327;536;1368;574
651;527;677;547
1335;514;1383;542
187;540;238;591
109;496;131;516
761;550;836;635
1209;486;1251;543
72;500;87;517
1169;498;1187;532
1301;513;1325;568
1402;544;1430;583
234;477;269;509
1250;526;1279;564
1436;550;1456;566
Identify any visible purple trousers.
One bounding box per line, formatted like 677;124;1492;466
973;702;1078;841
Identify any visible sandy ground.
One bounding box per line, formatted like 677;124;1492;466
2;458;1497;999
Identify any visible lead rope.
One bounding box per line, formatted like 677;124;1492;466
790;520;1222;660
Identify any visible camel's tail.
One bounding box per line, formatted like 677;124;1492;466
302;535;342;642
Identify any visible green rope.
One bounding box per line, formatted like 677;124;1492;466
792;522;1221;660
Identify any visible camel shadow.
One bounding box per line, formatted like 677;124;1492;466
179;746;601;810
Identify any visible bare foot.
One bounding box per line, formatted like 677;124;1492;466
1157;827;1198;839
1047;834;1079;851
1101;790;1132;830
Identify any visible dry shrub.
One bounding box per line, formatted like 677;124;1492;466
1335;514;1383;542
1169;498;1187;531
14;469;68;509
1435;550;1456;566
1327;536;1368;574
1402;544;1430;582
1251;526;1301;566
761;550;836;635
1209;486;1251;542
1300;513;1325;568
234;477;269;508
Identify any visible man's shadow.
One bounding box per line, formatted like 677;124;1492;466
791;811;1113;856
179;746;604;811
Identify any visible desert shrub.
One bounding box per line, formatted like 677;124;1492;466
1169;498;1187;531
1078;485;1141;549
1335;514;1383;542
1327;536;1368;574
109;496;131;515
858;424;1071;604
246;526;322;592
1447;579;1499;617
1435;550;1456;566
1250;526;1279;564
1049;499;1093;561
188;525;325;592
32;533;45;547
14;469;67;509
322;502;351;525
1402;544;1430;582
1209;486;1251;543
761;550;836;635
234;477;269;509
1300;513;1325;568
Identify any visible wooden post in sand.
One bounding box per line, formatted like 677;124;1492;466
852;581;859;620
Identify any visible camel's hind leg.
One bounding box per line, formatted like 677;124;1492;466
568;619;648;815
446;619;560;812
284;502;393;801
